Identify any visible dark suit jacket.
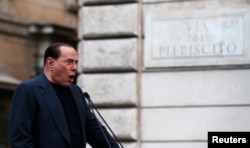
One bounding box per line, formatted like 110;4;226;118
9;73;119;148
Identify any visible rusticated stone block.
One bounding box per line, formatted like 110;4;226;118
141;107;250;141
78;4;138;38
142;70;250;107
78;39;138;72
97;109;138;140
77;73;138;106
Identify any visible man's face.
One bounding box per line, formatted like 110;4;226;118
51;46;78;87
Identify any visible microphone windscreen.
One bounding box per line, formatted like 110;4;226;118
84;92;90;99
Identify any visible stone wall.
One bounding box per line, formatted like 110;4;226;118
78;0;250;147
78;0;140;147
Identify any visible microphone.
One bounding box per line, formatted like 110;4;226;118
84;92;124;148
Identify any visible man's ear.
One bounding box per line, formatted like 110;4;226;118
46;57;54;71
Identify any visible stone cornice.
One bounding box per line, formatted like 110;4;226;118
0;14;77;41
28;23;77;41
0;14;29;37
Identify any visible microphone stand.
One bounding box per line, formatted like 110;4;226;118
84;92;124;148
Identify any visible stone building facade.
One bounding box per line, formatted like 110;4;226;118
78;0;250;148
1;0;250;148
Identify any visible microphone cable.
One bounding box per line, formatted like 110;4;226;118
84;92;124;148
87;97;112;148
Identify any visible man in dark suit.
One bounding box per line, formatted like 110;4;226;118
9;43;119;148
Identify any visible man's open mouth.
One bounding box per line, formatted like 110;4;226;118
69;75;75;81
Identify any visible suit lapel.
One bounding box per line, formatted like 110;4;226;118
69;86;86;140
38;74;71;145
